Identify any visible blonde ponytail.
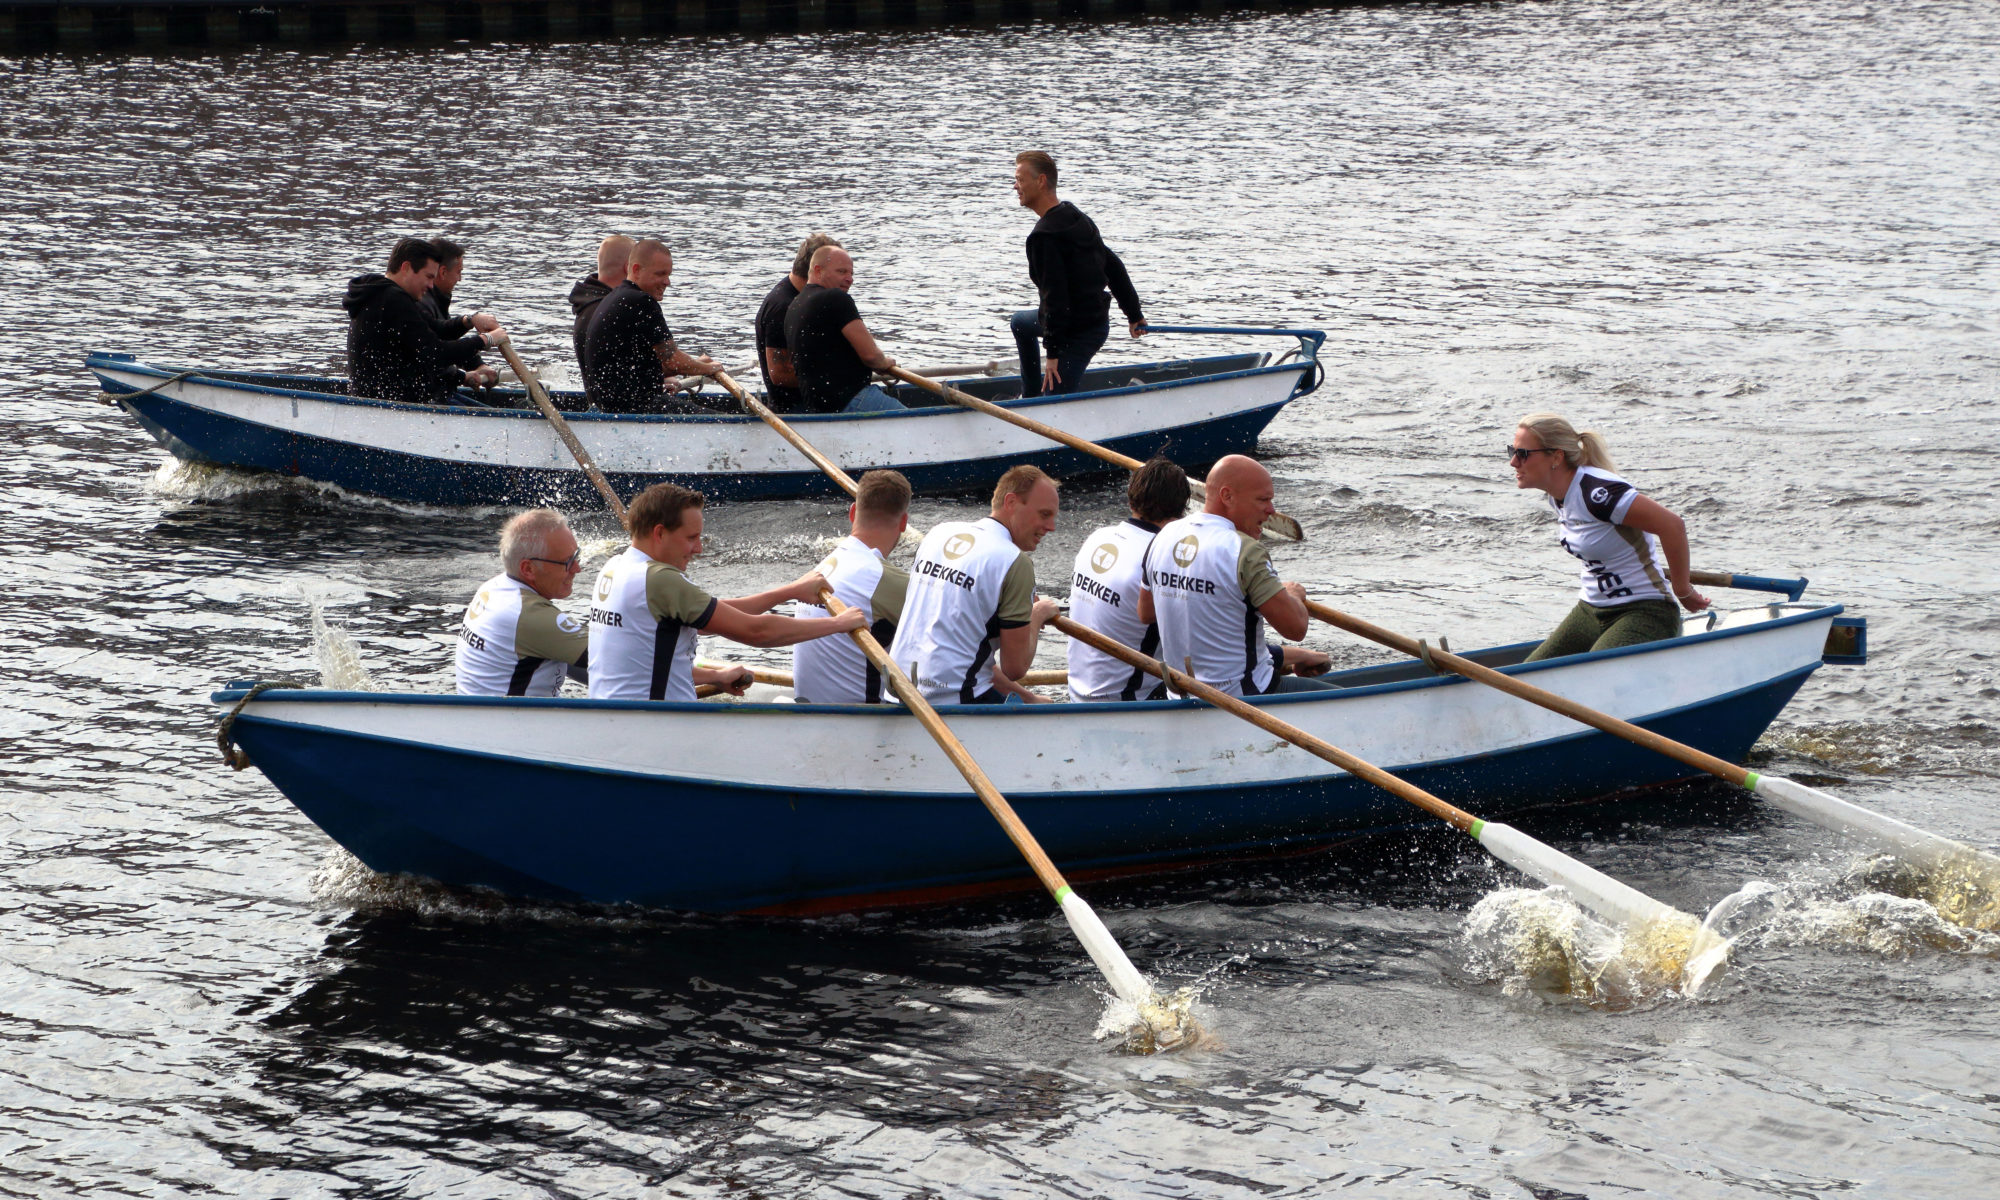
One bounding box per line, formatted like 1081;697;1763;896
1517;412;1615;471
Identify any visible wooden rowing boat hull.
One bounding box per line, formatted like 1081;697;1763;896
89;347;1318;506
214;604;1843;913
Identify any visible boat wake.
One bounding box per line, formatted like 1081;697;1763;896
147;456;513;519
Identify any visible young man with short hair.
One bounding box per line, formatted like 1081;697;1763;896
791;470;913;704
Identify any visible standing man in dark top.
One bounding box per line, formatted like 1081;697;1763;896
568;234;633;374
344;237;505;405
1010;150;1146;398
581;239;727;414
782;246;905;414
755;232;842;413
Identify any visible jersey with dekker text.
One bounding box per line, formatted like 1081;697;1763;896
1552;466;1669;607
586;546;718;701
1143;512;1286;697
454;573;588;697
792;535;910;704
1066;518;1163;701
887;517;1035;704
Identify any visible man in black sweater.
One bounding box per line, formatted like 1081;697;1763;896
755;232;842;413
415;237;502;342
1010;150;1147;398
344;238;504;405
567;234;634;374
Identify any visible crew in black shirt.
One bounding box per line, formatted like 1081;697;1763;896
580;239;724;413
781;246;903;414
755;233;843;413
568;235;633;373
1009;151;1146;398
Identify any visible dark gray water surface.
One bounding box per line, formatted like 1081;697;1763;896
3;2;1997;1195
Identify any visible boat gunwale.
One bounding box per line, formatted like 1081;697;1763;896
88;351;1316;425
210;601;1842;715
220;662;1825;802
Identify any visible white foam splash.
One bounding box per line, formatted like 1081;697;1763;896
1460;887;1710;1007
305;596;376;691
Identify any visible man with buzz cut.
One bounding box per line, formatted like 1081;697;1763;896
791;470;913;704
889;464;1063;705
1066;457;1189;702
1139;454;1333;698
456;508;590;697
588;482;866;702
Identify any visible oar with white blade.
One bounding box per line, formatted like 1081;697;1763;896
1053;615;1733;994
1304;596;2000;932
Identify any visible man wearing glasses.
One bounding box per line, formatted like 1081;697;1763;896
455;508;590;697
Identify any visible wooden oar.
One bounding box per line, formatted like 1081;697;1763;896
702;379;1189;1042
1303;597;2000;931
713;371;860;495
492;336;627;520
1051;614;1730;991
883;365;1306;543
695;663;1067;690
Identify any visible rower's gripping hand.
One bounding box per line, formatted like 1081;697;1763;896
470;313;501;334
1030;596;1061;628
1130;320;1147;338
716;665;753;696
830;607;869;635
464;365;500;389
1674;586;1711;614
481;329;510;349
792;570;832;605
690;355;723;377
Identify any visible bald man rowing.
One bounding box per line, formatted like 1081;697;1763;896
781;245;908;414
1138;455;1333;697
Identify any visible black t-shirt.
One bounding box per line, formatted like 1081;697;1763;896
754;276;805;413
782;284;871;414
582;281;671;413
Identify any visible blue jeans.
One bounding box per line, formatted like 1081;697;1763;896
1011;309;1109;398
842;383;908;413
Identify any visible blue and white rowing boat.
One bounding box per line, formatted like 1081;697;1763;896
88;328;1324;507
213;600;1859;914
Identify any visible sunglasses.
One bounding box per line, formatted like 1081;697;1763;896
1506;446;1558;464
527;552;582;571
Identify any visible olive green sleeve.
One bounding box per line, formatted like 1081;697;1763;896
514;597;589;664
994;554;1035;629
645;563;719;627
1237;537;1285;608
872;562;909;624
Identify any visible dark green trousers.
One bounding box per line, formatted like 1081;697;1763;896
1524;598;1683;662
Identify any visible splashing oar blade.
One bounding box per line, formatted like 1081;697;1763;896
1051;616;1724;994
1304;597;2000;934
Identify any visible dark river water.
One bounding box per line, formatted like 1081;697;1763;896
4;1;1998;1195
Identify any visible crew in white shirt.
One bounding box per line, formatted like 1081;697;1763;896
587;482;865;702
888;464;1062;704
792;470;913;704
455;508;589;697
1138;455;1332;698
1065;457;1190;702
1509;412;1708;661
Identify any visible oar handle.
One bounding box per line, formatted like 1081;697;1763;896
717;372;861;496
493;336;627;521
1302;599;1753;788
1689;570;1809;601
1049;615;1478;833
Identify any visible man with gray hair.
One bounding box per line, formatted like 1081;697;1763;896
755;232;842;413
455;508;590;697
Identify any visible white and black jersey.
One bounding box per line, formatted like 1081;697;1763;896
454;573;588;697
887;517;1036;704
792;535;910;704
586;546;718;702
1552;466;1669;607
1065;518;1165;702
1142;512;1286;698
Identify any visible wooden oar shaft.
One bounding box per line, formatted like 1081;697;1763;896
1303;599;1751;787
887;366;1148;473
704;665;1064;690
1051;615;1478;833
821;589;1071;898
717;372;861;496
494;339;627;520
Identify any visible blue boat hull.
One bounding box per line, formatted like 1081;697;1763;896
227;666;1816;913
